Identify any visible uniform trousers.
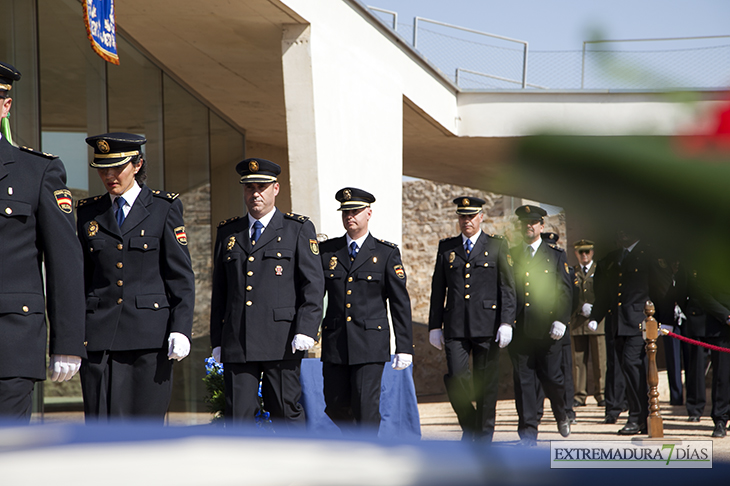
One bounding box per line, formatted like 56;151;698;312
604;331;627;419
536;335;574;421
685;343;708;418
81;349;173;422
0;377;35;423
663;327;686;406
323;361;385;434
614;335;648;425
443;338;500;441
224;360;305;429
571;333;606;404
509;336;567;440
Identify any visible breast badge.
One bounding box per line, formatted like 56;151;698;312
329;256;338;270
275;265;283;276
174;226;188;246
394;264;406;279
87;220;99;237
53;189;73;214
226;236;236;251
449;252;455;263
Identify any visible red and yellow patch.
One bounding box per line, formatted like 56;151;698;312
394;264;405;279
174;226;188;246
53;189;73;214
309;239;319;255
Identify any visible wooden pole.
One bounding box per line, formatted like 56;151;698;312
644;301;664;438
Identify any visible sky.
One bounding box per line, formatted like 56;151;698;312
368;0;730;51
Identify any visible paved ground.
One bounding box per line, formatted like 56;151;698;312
419;396;730;461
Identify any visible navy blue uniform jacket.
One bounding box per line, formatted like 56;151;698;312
428;233;516;338
76;185;195;351
0;139;86;379
210;209;324;363
320;234;413;365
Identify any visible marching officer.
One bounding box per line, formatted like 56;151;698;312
76;133;195;421
509;205;572;445
319;188;413;434
210;158;324;428
0;61;86;421
428;196;516;442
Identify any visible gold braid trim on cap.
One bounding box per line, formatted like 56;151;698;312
94;150;140;159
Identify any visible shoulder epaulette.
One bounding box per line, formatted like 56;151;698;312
377;238;398;248
75;195;104;208
19;146;57;159
152;190;179;200
284;212;309;223
548;243;565;252
218;216;240;228
489;233;505;239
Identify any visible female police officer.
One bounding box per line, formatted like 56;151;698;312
76;133;195;421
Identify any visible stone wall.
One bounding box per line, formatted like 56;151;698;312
401;179;566;398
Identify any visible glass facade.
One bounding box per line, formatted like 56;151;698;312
0;0;244;421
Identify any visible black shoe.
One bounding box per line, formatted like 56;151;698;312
558;419;571;437
570;418;578;425
687;415;701;422
597;400;606;407
603;415;618;424
573;399;586;407
712;422;727;438
618;423;647;436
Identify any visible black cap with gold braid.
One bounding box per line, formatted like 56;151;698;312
86;132;146;168
453;196;485;215
335;187;375;211
0;61;20;95
236;157;280;184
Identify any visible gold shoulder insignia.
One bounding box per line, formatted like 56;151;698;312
284;212;310;222
378;239;397;248
549;244;564;252
19;146;57;159
152;190;179;200
489;233;505;239
218;216;240;227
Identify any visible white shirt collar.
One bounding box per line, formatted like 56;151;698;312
248;207;276;232
112;181;142;216
525;238;542;254
346;232;369;250
461;229;482;246
582;260;594;272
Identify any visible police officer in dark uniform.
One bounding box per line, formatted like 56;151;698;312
588;230;672;435
509;205;572;445
210;158;324;428
428;196;516;442
76;133;195;421
319;188;413;434
0;61;86;421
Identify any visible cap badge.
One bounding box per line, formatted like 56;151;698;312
343;189;352;201
329;256;338;270
87;221;99;237
525;206;531;213
462;198;469;206
249;160;259;172
97;140;110;154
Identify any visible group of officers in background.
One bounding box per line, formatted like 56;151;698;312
428;197;730;443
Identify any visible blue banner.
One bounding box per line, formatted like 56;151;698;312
83;0;119;65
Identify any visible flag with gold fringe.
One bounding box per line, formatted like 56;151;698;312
83;0;119;65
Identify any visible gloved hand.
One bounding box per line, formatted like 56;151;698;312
291;334;315;353
212;346;222;363
550;321;566;340
495;324;513;348
429;329;445;350
587;320;598;332
660;324;674;333
581;303;593;318
49;354;82;382
168;332;191;361
392;353;413;370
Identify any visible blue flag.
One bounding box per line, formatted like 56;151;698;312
83;0;119;65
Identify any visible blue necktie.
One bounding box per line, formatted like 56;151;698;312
251;220;263;244
349;241;358;261
115;196;127;228
464;238;472;254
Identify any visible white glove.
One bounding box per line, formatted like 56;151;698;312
581;303;593;318
212;346;222;363
49;354;82;382
291;334;315;353
495;324;513;348
392;353;413;370
550;321;566;340
429;329;445;350
167;332;191;361
587;320;598;332
660;324;674;333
